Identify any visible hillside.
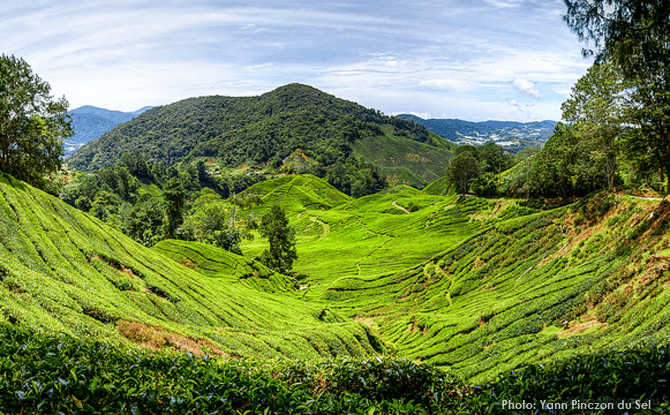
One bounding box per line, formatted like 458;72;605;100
67;84;453;188
8;168;670;381
397;114;557;152
233;175;670;382
4;170;670;411
64;106;152;156
0;172;381;359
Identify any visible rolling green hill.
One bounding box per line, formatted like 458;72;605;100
232;175;670;382
67;84;453;188
0;172;381;360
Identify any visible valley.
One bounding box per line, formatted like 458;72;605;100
3;167;670;412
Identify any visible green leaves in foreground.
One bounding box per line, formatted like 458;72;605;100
2;326;670;414
0;327;452;415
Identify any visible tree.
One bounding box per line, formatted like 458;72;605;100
446;151;480;196
162;177;185;239
0;54;72;190
564;0;670;192
476;142;513;175
561;61;627;190
259;205;297;274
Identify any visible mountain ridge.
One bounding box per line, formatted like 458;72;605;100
64;105;153;156
397;114;558;151
66;84;453;188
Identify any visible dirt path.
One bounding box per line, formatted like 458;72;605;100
392;200;411;213
310;216;330;240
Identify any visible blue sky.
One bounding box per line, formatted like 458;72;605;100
3;0;593;122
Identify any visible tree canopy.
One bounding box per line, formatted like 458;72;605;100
0;54;72;190
561;61;627;190
564;0;670;192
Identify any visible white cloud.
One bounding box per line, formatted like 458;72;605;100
485;0;523;8
1;0;592;121
512;78;542;100
419;79;471;92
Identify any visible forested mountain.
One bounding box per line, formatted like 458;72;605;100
64;106;152;156
397;114;557;152
67;84;453;188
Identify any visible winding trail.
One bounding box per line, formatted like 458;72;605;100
392;199;411;213
310;216;330;240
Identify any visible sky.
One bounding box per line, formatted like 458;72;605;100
2;0;594;122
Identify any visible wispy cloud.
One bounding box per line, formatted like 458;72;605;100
0;0;592;121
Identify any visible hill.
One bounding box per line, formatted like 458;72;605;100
67;84;453;188
4;170;670;411
397;114;557;152
0;172;381;359
64;106;152;157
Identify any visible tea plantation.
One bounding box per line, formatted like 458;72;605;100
3;172;670;413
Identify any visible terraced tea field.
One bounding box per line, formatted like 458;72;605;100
0;173;381;362
3;171;670;392
238;176;670;382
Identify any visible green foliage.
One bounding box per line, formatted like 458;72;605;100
461;346;670;414
153;239;296;293
2;326;669;414
325;156;387;198
0;327;457;415
259;205;298;273
446;143;511;197
506;123;610;199
0;54;73;191
561;62;626;191
162;177;185;239
446;151;480;196
0;172;384;363
564;0;670;193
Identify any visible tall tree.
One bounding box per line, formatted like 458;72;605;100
564;0;670;192
0;54;73;190
561;62;627;190
162;177;185;239
259;205;297;274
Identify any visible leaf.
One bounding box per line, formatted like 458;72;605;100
72;396;84;409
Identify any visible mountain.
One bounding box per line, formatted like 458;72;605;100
67;84;453;188
64;105;153;156
397;114;558;152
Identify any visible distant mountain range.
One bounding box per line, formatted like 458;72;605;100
396;114;558;152
64;105;153;156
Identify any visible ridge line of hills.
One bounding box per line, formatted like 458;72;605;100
64;105;154;156
67;83;455;189
396;113;558;152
